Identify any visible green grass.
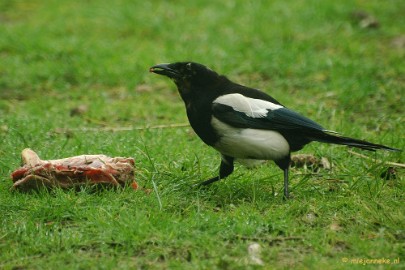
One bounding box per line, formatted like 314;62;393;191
1;0;404;269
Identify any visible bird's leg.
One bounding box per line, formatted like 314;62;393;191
275;155;291;199
283;167;289;199
199;155;234;186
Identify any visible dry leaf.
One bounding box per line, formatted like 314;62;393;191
291;154;331;171
248;243;264;266
70;104;88;116
351;10;380;29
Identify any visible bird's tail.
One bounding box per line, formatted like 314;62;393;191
310;131;401;152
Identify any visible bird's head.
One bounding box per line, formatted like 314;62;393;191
150;62;220;98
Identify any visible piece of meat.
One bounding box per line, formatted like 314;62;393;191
11;148;136;191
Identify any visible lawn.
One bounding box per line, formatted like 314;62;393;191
0;0;404;269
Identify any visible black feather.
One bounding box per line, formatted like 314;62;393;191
309;131;400;152
212;104;323;131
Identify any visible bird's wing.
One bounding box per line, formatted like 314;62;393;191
212;93;325;132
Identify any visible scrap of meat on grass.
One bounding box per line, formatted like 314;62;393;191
11;148;136;191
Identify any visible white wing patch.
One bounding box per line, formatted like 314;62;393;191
213;93;283;118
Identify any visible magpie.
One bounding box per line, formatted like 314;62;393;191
150;61;400;198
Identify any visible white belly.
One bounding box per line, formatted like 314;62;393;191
211;117;290;161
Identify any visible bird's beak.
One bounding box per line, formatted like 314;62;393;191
149;63;179;78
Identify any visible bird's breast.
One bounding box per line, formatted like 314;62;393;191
186;107;219;146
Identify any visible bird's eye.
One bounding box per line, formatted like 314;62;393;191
186;63;192;70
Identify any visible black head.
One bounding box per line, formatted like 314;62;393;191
150;62;220;91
